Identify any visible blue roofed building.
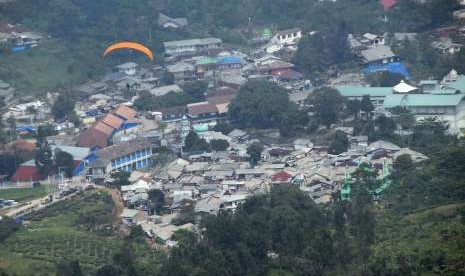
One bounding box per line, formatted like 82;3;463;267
216;56;243;70
87;139;154;180
363;62;411;79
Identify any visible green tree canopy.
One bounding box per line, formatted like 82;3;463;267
183;131;210;153
229;81;308;134
210;139;229;152
182;81;208;102
367;71;404;87
247;142;264;166
306;87;344;128
329;130;349;155
54;150;75;178
52;92;76;121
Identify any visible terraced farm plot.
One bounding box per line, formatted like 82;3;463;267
0;190;161;275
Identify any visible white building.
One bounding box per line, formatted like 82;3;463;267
115;62;138;76
384;94;465;134
164;38;222;56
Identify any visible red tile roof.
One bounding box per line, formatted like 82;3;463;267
113;105;137;120
187;102;218;116
93;122;114;136
207;93;237;105
11;166;43;182
13;140;37;152
77;126;111;148
271;171;293;182
101;113;124;130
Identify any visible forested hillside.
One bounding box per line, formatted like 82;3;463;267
0;0;457;93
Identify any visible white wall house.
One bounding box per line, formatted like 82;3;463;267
384;94;465;134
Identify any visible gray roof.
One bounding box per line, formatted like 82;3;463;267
149;85;183;97
95;139;152;162
164;38;222;48
167;62;195;73
158;13;188;27
360;45;396;62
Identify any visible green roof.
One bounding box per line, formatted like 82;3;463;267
336;86;393;98
261;28;273;38
448;75;465;92
197;57;217;65
384;94;465;108
193;124;209;133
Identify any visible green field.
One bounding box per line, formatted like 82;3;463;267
0;190;162;275
0;186;47;202
0;38;105;96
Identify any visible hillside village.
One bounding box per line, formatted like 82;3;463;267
2;0;465;248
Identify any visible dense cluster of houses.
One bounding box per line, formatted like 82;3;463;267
115;125;427;246
3;10;465;246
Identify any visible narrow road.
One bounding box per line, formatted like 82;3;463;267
104;187;125;230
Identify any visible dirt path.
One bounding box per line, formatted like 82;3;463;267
105;188;124;228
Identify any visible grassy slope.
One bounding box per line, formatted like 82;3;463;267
0;190;162;275
0;39;92;96
0;186;47;202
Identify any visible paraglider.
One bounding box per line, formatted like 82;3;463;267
103;42;154;61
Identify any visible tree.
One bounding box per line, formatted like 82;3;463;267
110;170;130;187
56;260;83;276
183;131;210;152
360;95;374;118
6;115;16;141
0;217;20;242
210;139;229;151
148;189;165;214
55;150;75;178
182;80;207;101
392;154;415;180
306;87;344;128
35;140;53;177
391;107;415;130
293;23;350;80
133;91;158;111
213;122;235;135
228;81;308;134
52;93;76;121
127;225;145;243
112;243;138;276
367;71;404;87
346;99;361;119
96;265;122;276
374;115;397;139
0;154;22;178
247;143;264;166
329;130;349;154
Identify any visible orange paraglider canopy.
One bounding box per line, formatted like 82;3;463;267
103;42;154;61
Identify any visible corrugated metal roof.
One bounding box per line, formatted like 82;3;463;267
187;101;218;115
448;75;465;92
164;38;222;48
101;113;124;130
113;105;137;120
95;139;152;162
337;86;393;97
384;94;465;108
